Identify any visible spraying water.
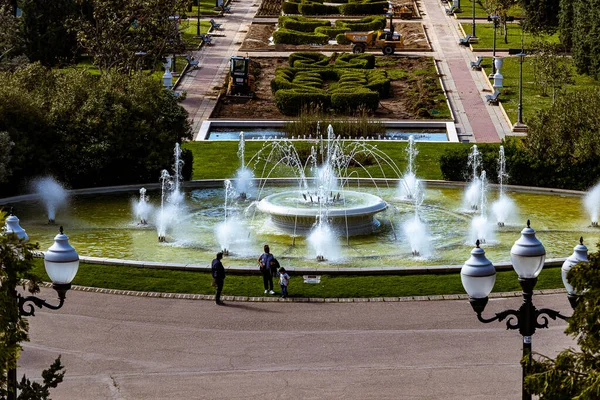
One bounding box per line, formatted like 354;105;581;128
463;145;482;211
307;213;341;262
234;132;255;199
402;180;431;257
491;146;518;227
133;188;152;225
584;181;600;227
469;171;495;244
32;177;68;224
398;136;419;200
157;170;171;242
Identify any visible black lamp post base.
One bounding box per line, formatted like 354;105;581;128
512;122;528;133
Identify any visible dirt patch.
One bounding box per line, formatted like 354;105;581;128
211;56;448;120
240;22;429;51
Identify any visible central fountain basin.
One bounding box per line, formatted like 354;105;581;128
257;190;388;235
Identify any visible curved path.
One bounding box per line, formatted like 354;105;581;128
20;288;574;399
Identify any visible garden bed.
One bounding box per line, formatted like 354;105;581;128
211;55;450;120
240;21;430;51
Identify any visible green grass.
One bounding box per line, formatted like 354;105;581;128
31;259;565;297
462;23;559;49
453;0;522;19
188;1;220;16
181;20;211;48
182;141;467;181
477;57;600;124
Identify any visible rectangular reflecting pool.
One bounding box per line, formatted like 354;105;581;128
208;128;449;141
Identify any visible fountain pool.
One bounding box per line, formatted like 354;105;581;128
3;183;597;269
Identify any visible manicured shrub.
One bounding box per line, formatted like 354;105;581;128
336;16;386;31
299;2;340;15
275;89;331;115
282;1;300;14
339;1;387;15
336;33;351;45
278;16;331;32
336;53;375;69
314;27;347;39
330;88;379;113
272;28;329;45
289;52;329;67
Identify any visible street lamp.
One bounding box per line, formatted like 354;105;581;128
196;0;201;37
489;14;500;76
513;28;527;131
471;0;477;38
461;220;578;400
4;209;28;241
561;237;588;308
3;222;79;400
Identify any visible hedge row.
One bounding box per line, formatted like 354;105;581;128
282;0;340;15
282;0;385;15
272;28;328;45
274;87;380;115
339;1;387;15
278;15;331;32
335;16;386;31
287;52;376;69
315;26;348;40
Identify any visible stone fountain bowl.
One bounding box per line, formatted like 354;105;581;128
257;190;388;236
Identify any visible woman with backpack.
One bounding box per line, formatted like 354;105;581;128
257;244;277;295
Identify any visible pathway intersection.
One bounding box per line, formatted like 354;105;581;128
178;0;513;141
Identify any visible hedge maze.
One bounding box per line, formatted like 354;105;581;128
273;16;386;45
281;0;388;16
270;52;391;115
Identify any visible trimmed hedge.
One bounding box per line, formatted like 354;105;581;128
314;26;348;39
331;89;379;113
274;89;331;115
339;1;387;15
272;28;328;45
336;33;351;45
282;1;299;14
298;2;340;15
335;16;386;31
289;52;330;67
336;53;375;69
278;15;331;32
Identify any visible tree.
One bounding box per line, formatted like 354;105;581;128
481;0;518;43
20;0;80;67
558;0;573;49
522;0;560;35
562;0;600;81
530;40;574;103
0;4;29;71
0;132;14;184
74;0;188;75
524;243;600;398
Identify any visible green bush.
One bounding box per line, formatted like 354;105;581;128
339;1;387;15
336;53;375;69
365;70;390;97
314;26;348;39
289;52;329;67
331;88;379;113
299;2;340;15
336;16;386;31
336;33;351;45
282;1;300;14
272;28;329;45
275;89;331;115
278;16;331;32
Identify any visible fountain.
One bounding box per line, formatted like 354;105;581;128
155;144;187;242
133;188;152;225
234;132;255;200
463;146;482;211
469;171;495;244
491;145;518;227
256;125;390;239
584;181;600;227
215;179;252;255
398;135;419;200
402;180;431;257
32;177;68;224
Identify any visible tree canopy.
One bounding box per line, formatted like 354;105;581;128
524;243;600;398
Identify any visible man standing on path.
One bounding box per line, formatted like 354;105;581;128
212;252;226;305
258;244;276;295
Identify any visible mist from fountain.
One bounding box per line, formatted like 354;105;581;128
133;187;152;225
403;180;431;257
463;145;482;211
215;179;253;255
469;171;495;244
584;181;600;226
234;132;255;199
307;213;341;262
157;170;172;242
398;135;419;200
32;176;68;224
491;146;518;227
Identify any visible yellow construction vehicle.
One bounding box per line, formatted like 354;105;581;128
226;56;255;98
344;12;404;55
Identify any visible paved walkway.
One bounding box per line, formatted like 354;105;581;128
20;288;574;399
178;0;514;142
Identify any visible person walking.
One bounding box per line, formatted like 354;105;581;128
212;251;226;305
279;267;290;298
258;244;276;295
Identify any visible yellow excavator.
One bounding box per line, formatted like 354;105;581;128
344;12;404;55
226;56;255;98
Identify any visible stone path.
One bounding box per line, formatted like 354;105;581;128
177;0;514;142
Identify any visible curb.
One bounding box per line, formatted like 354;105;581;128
41;282;568;303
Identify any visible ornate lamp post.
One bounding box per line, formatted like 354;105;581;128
489;14;500;76
4;209;28;241
461;221;580;400
471;0;477;39
3;221;79;400
513;28;527;132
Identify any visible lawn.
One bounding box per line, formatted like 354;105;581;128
479;56;600;124
181;19;211;48
451;0;522;19
462;23;559;49
182;141;468;181
31;259;564;298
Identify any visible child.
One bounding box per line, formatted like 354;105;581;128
279;267;290;298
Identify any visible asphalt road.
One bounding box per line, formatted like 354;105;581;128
19;289;575;399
